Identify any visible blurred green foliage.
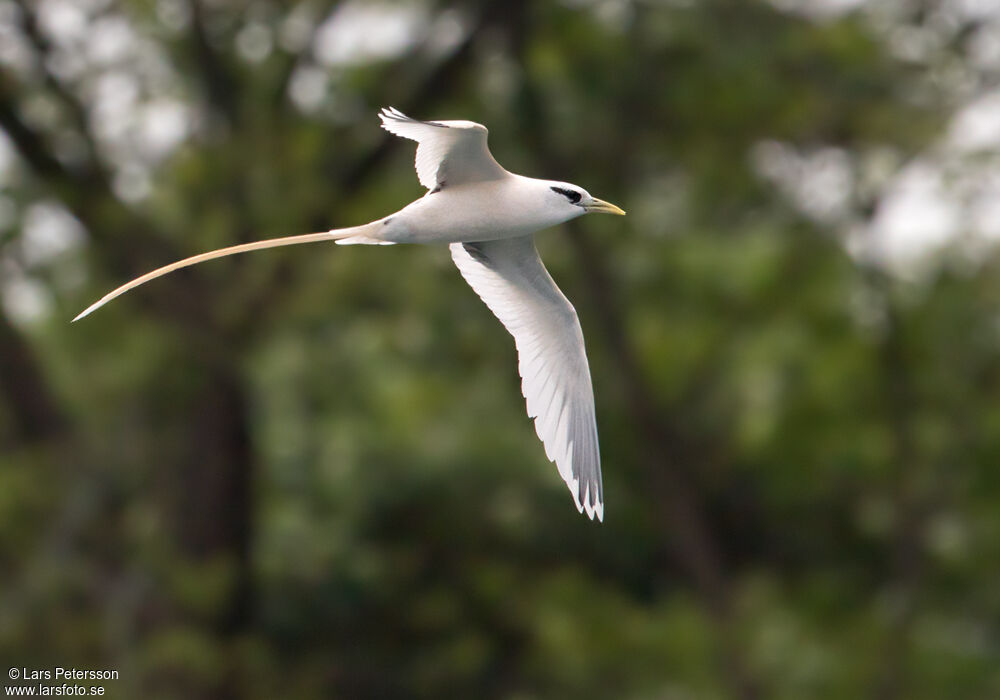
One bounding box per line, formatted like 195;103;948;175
1;0;999;698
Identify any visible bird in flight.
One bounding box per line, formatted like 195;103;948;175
75;107;625;521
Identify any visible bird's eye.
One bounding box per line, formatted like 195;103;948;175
551;186;582;204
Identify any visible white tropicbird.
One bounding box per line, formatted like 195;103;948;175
75;107;625;521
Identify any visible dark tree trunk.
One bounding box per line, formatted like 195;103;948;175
0;313;68;445
174;370;255;634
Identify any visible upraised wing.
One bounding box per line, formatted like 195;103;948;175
450;236;603;520
379;107;506;191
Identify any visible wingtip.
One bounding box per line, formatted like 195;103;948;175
379;106;407;121
573;481;604;522
566;474;605;522
582;498;604;522
379;106;409;134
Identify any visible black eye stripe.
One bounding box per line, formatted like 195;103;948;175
550;186;582;204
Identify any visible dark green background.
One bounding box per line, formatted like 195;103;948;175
2;0;999;698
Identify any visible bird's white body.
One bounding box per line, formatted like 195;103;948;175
75;107;625;521
379;176;585;244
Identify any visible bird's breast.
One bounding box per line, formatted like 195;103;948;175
383;181;560;245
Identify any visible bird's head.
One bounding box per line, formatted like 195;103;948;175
546;181;626;220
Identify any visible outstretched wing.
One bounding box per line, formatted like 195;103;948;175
450;236;603;521
380;107;506;191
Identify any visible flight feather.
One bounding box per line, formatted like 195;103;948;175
379;107;506;190
450;236;603;520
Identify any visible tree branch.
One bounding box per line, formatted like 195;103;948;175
187;0;240;125
234;0;507;331
868;269;930;700
10;0;109;181
0;73;68;182
0;74;214;328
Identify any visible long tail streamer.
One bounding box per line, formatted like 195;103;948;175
73;230;351;322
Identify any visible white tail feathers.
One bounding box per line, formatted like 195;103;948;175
73;223;387;322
